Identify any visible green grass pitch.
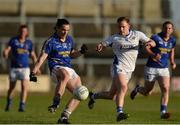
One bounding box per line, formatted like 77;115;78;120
0;91;180;124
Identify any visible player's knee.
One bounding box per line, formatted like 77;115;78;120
120;85;128;93
162;85;170;93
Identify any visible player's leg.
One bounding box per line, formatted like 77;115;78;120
19;79;29;112
5;68;17;111
131;80;155;100
131;67;156;99
18;68;30;112
57;75;81;124
115;73;129;121
48;67;70;113
157;76;170;119
5;81;16;111
88;79;117;109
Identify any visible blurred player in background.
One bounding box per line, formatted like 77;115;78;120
88;17;152;121
3;25;38;112
130;21;176;119
30;18;88;124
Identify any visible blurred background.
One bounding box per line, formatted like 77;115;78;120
0;0;180;94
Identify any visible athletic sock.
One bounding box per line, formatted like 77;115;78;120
53;94;61;106
117;106;123;114
61;109;71;119
19;101;25;110
7;98;12;106
5;98;12;110
160;104;167;114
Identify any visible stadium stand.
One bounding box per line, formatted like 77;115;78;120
0;0;180;86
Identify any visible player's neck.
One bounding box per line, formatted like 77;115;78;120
19;36;26;43
60;37;66;42
59;35;67;42
163;35;170;42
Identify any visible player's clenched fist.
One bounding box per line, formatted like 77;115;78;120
96;43;103;52
29;72;37;82
80;44;88;54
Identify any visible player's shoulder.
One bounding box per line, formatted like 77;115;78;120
151;33;164;42
151;33;161;37
108;33;120;39
170;35;176;42
133;30;146;36
66;35;74;42
25;38;33;43
45;34;57;43
10;36;18;41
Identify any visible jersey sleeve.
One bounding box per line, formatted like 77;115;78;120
102;36;113;47
28;40;33;53
7;37;14;47
41;39;52;54
69;36;75;51
172;38;176;48
137;31;150;43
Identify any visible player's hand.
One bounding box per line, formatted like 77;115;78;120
3;51;8;59
96;43;103;52
80;44;88;54
29;72;37;82
171;63;176;70
36;69;41;75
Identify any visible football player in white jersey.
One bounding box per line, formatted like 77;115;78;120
88;17;152;121
130;21;176;119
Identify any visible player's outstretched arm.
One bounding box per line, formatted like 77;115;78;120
30;52;47;82
3;46;11;59
30;51;41;75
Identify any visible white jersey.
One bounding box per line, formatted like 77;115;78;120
102;30;150;72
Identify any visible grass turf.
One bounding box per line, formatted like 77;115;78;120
0;91;180;124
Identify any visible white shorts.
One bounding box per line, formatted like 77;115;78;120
9;68;30;82
111;64;132;83
144;66;170;82
51;66;79;84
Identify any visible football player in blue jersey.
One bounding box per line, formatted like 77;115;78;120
3;25;38;112
30;18;88;124
88;17;152;121
130;21;176;119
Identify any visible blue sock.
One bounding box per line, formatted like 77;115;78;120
19;102;25;110
53;94;61;106
160;104;167;113
117;106;123;113
6;98;12;106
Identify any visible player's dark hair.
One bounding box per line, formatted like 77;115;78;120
117;17;130;24
55;18;70;28
162;21;174;28
19;24;28;30
18;24;28;36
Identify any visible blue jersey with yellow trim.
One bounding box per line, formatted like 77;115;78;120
8;36;33;68
42;33;74;71
146;32;176;68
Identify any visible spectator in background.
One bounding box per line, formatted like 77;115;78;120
30;18;88;124
3;25;38;112
88;17;152;121
130;21;176;119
